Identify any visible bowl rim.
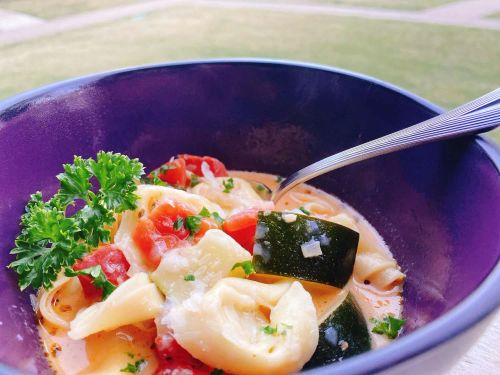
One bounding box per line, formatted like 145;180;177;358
0;58;498;375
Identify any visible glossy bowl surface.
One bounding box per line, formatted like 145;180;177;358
0;59;498;375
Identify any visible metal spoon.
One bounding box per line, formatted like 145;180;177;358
249;88;500;203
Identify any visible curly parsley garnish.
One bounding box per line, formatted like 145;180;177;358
64;265;116;300
231;260;255;276
120;358;146;373
222;178;234;193
370;316;405;339
8;152;144;291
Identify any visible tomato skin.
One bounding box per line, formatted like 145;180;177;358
156;158;189;188
154;334;213;375
178;154;228;177
133;218;169;269
222;208;258;254
73;245;130;301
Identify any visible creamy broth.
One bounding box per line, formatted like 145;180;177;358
40;171;403;373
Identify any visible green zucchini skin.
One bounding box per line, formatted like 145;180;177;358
305;293;371;368
252;212;359;288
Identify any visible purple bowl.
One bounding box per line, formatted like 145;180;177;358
0;59;498;375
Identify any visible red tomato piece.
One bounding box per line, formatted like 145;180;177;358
222;208;258;254
73;245;130;301
178;154;228;177
132;217;169;268
156;158;189;188
154;334;213;375
149;201;193;240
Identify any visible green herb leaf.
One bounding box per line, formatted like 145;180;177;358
211;211;225;226
199;207;211;218
142;171;167;186
261;325;278;335
185;215;202;237
370;316;405;339
8;152;144;291
126;352;135;358
222;178;235;193
159;164;176;173
173;217;184;231
183;274;195;281
190;174;200;187
299;206;311;215
120;358;146;373
64;265;116;300
231;260;255;276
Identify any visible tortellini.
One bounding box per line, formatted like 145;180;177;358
191;177;273;214
354;252;405;290
68;273;164;340
115;184;224;274
151;229;252;302
164;278;319;375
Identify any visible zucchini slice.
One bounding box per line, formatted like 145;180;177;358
253;212;359;288
305;293;371;368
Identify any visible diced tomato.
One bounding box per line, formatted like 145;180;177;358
155;158;189;188
149;201;194;240
133;218;172;268
133;201;217;268
154;334;213;375
222;208;258;254
178;154;228;177
73;245;130;301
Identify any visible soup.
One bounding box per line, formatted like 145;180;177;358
8;153;404;374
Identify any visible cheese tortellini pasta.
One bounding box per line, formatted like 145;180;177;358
165;278;319;375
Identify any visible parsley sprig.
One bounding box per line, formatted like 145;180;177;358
8;152;144;291
370;316;405;339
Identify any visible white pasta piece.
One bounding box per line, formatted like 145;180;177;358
328;213;359;232
38;275;72;329
354;253;405;289
68;273;164;340
287;192;336;217
114;184;225;274
151;229;252;302
165;278;318;375
191;177;273;214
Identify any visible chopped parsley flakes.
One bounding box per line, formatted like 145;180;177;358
261;325;278;335
183;274;195;281
120;358;146;373
222;178;235;193
185;215;202;237
299;206;311;215
173;217;184;231
190;174;200;187
370;316;405;339
231;260;255;276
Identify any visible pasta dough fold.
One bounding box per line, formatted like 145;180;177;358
151;229;252;302
164;278;319;375
68;273;164;340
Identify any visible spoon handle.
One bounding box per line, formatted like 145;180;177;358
272;88;500;202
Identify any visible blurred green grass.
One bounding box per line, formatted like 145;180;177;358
0;5;498;141
272;0;454;10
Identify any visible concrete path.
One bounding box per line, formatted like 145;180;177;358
0;0;499;46
0;8;44;33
